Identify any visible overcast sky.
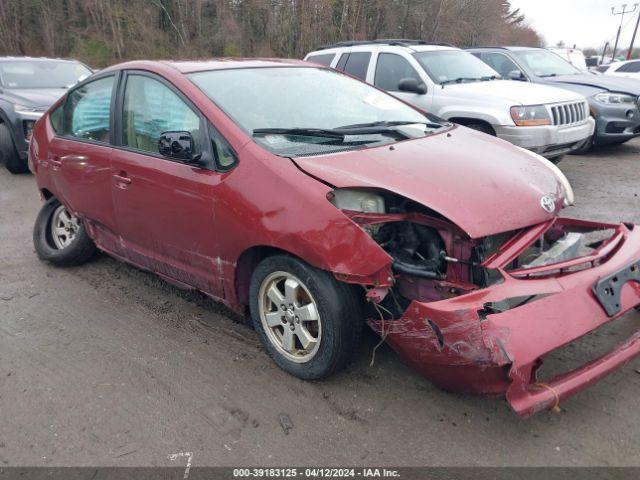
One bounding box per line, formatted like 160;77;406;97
511;0;640;52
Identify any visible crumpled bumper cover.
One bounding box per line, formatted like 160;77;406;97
369;218;640;418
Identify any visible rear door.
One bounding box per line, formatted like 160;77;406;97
334;51;372;82
110;71;225;295
48;73;120;248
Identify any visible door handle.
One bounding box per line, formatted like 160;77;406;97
113;172;132;188
50;156;62;171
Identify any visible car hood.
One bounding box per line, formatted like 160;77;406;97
2;88;66;108
544;74;640;95
292;126;562;239
444;79;584;105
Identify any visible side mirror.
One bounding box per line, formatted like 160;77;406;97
508;70;526;81
398;78;427;95
158;131;201;162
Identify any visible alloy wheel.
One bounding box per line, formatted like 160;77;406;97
258;271;322;363
50;205;79;250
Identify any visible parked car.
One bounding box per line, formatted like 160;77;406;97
468;46;640;150
549;48;588;71
305;40;594;163
29;59;640;418
586;56;601;69
0;57;92;173
599;59;640;79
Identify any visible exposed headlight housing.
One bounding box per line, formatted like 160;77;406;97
23;120;35;141
328;189;385;214
593;92;636;105
510;105;551;126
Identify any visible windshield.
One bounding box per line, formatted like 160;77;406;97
413;50;500;84
512;50;581;77
189;67;447;156
0;60;91;89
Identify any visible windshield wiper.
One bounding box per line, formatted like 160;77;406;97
538;73;558;78
480;75;501;81
440;77;481;85
253;128;345;139
253;125;413;139
337;120;444;129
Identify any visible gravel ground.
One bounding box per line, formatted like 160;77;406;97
0;139;639;467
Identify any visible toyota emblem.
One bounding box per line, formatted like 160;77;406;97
540;194;556;214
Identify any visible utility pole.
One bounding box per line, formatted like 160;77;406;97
611;3;638;61
601;41;610;63
628;9;640;59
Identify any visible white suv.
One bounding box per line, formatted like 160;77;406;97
305;40;595;163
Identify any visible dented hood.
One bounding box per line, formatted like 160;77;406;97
293;126;562;239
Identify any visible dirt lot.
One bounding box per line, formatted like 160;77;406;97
1;140;639;468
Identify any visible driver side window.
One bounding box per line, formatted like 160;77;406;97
374;53;421;91
483;53;520;78
122;74;200;155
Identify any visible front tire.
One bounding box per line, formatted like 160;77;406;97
547;155;564;164
33;197;97;266
568;135;593;155
0;123;28;174
249;255;362;380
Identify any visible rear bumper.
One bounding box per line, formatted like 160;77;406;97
369;218;640;418
495;118;595;158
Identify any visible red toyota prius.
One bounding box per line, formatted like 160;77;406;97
29;59;640;417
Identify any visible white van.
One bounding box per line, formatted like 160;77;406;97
305;40;595;162
549;48;588;71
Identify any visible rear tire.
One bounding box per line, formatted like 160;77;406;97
249;255;362;380
33;197;97;266
0;123;28;174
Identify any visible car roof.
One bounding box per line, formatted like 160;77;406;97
161;58;310;73
0;56;83;63
466;46;538;51
307;39;457;55
97;58;315;76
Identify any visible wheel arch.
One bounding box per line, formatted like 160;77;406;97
40;188;55;200
448;117;497;135
234;245;304;308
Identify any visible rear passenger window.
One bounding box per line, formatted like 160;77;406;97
627;61;640;73
62;75;114;143
340;52;371;81
374;53;421;91
335;52;372;81
306;53;335;66
336;53;349;71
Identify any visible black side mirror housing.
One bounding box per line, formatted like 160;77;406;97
158;131;201;162
508;70;525;81
398;78;427;95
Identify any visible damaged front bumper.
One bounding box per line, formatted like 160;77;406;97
368;218;640;418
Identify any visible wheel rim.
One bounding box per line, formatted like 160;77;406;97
258;271;322;363
50;205;79;250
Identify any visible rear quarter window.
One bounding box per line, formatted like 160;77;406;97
49;103;63;133
306;53;335;66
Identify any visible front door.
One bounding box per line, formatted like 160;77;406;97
373;52;433;111
110;72;222;296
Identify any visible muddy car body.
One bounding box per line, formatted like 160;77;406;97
29;59;640;417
